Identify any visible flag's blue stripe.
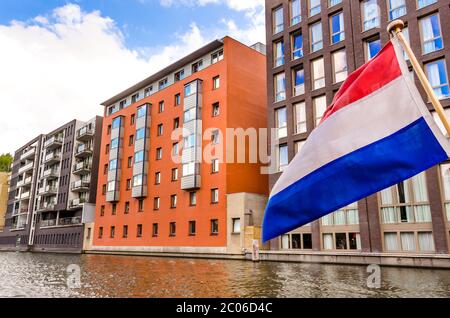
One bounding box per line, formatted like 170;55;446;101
263;117;447;242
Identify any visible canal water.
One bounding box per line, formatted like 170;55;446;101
0;252;449;298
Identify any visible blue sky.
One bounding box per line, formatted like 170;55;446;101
0;0;265;154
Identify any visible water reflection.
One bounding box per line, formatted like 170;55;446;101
0;252;448;298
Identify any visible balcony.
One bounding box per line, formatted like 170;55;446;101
18;162;34;174
37;200;57;212
74;144;93;159
38;185;58;197
71;180;90;192
77;126;94;142
69;198;87;209
44;135;63;150
11;222;27;231
20;147;35;161
73;162;91;175
20;191;31;200
40;216;82;228
44;152;61;164
42;168;59;180
16;176;32;188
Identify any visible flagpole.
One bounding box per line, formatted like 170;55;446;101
387;19;450;137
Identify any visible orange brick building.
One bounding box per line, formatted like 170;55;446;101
91;37;268;256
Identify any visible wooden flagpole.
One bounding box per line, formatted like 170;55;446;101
387;19;450;137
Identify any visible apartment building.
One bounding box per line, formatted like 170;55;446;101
91;37;268;257
0;172;11;231
0;116;103;253
265;0;450;263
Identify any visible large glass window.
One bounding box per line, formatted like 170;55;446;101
294;102;307;134
332;50;348;83
330;12;345;44
136;128;145;140
425;59;450;100
183;134;196;149
112;117;121;129
313;95;327;126
379;172;432;224
293;67;305;96
321;203;359;226
365;38;381;60
184;82;197;97
292;32;303;60
274;73;286;102
388;0;406;20
275;107;287;139
273;6;284;34
183;162;195;176
184;108;197;123
278;144;288;172
309;0;321;16
417;0;437;9
329;0;342;6
274;40;285;67
134;150;144;163
290;0;301;25
312;57;325;90
419;14;443;55
137;105;146;118
310;22;323;52
133;174;143;187
111;138;119;149
361;0;380;31
109;159;117;171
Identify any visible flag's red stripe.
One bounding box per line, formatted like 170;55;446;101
321;42;402;123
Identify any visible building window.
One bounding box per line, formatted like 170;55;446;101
102;184;107;195
183;162;195;177
281;233;313;249
290;0;301;25
174;69;185;82
274;72;286;102
321;203;359;226
212;102;220;117
310;22;323;52
153;197;160;210
152;223;158;237
330;12;345;44
103;164;108;175
110;226;115;238
133;174;143;188
144;86;153;97
379;172;432;224
125;201;130;214
275;107;288;139
123;225;128;238
291;32;303;60
173;117;180;129
278;144;289;172
232;218;241;234
112;203;117;215
440;164;450;221
312;57;325;90
137;105;146;118
187;221;196;236
159;78;168;90
98;227;103;238
213;76;220;89
105;144;110;154
313;95;327;126
109;159;118;171
157;124;163;136
172;142;179;156
211;219;219;235
158;101;164;113
156;148;162;160
136;128;145;141
211;130;220;145
169;222;176;237
131;114;135;126
293;67;305;96
119;100;127;109
274;40;285;67
425;59;450;100
137;224;143;238
388;0;406;20
107;125;111;135
211;188;219;204
332;49;348;83
295;140;306;154
127;156;133;168
417;0;437;9
309;0;321;16
138;199;144;212
419;14;443;55
273;6;284;34
212;158;219;173
192;60;203;73
155;172;161;185
361;0;380;31
134;150;144;163
131;93;139;104
100;205;105;217
294;102;307;134
175;93;181;106
184;108;196;123
170;195;177;208
211;50;224;64
112;117;121;129
329;0;342;7
365;38;381;61
189;191;197;206
171;168;178;181
126;179;131;190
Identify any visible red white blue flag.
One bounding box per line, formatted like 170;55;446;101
262;38;450;242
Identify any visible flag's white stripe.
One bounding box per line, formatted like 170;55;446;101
271;75;421;196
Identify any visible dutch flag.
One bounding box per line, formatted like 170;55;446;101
262;38;450;243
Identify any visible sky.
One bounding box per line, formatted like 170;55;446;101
0;0;265;154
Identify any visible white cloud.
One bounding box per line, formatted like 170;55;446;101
0;2;266;154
